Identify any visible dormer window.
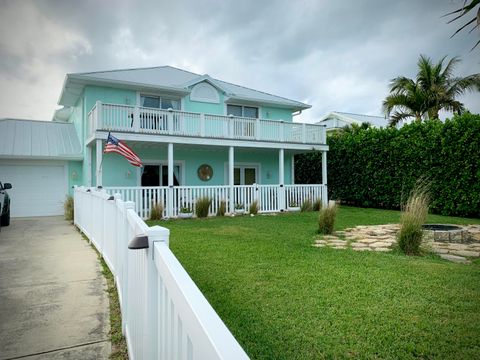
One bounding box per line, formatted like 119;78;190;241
227;105;259;118
140;95;180;110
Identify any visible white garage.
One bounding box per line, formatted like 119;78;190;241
0;119;82;217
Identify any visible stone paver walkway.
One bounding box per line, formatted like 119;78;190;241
313;224;480;264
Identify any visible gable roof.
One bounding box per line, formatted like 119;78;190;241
0;119;82;160
316;111;389;128
59;65;310;111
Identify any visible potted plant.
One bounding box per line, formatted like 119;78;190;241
234;203;245;215
287;199;301;212
178;206;193;219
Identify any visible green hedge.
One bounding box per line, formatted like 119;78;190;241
295;113;480;217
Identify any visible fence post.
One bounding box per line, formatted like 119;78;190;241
133;106;140;132
122;201;135;335
143;225;170;359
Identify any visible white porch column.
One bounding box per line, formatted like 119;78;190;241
322;150;328;207
279;148;285;211
86;144;92;187
167;143;174;217
96;139;103;187
291;154;295;185
229;146;235;213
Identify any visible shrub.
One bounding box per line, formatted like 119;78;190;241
196;197;211;218
64;195;74;221
217;200;226;216
301;199;313;212
250;200;259;215
295;113;480;217
150;202;163;220
180;206;192;214
312;198;322;211
318;204;337;234
398;180;430;255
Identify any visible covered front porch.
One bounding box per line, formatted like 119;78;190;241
88;133;328;218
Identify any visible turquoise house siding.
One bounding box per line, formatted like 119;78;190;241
68;161;83;194
84;86;137;115
183;91;225;114
100;144;292;187
261;106;293;121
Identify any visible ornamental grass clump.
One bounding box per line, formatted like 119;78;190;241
150;202;163;220
301;199;313;212
64;195;74;222
249;200;259;215
313;198;322;211
398;181;431;255
318;203;337;234
217;200;226;216
196;197;211;218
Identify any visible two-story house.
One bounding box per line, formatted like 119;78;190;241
0;66;328;218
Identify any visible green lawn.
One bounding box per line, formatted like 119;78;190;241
149;206;480;359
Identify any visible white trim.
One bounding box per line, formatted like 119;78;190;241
136;160;186;186
90;131;329;151
223;162;261;185
291;154;295;184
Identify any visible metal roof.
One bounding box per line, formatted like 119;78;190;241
58;65;310;111
0;119;83;160
316;111;389;128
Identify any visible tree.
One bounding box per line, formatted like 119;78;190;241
383;55;480;126
444;0;480;50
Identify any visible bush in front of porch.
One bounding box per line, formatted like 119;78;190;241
149;207;480;359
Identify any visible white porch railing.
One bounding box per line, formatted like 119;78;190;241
88;101;326;145
104;184;327;219
74;187;249;360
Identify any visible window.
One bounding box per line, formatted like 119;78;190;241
140;95;180;110
141;164;181;186
234;166;258;185
227;105;259;118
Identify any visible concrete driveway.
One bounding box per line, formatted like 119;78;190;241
0;217;110;359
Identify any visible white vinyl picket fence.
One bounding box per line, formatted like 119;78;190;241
74;186;249;360
104;184;327;219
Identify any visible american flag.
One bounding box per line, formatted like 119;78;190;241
104;133;143;167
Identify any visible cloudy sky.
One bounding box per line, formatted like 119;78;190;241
0;0;478;123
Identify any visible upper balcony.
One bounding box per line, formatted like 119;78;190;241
87;101;327;148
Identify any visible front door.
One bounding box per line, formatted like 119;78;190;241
141;164;181;186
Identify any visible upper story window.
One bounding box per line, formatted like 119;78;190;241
140;95;180;110
227;105;259;118
190;82;220;103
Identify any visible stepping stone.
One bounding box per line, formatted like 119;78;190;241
350;242;368;248
446;243;468;251
370;242;392;248
373;247;391;252
331;245;347;249
357;238;379;244
312;243;325;247
314;240;327;244
439;254;471;264
323;235;339;240
432;248;449;254
353;247;370;251
328;240;348;245
449;250;480;258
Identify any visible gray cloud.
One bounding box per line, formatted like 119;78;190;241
0;0;478;122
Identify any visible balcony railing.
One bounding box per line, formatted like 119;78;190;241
88;101;326;144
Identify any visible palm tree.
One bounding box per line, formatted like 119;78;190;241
444;0;480;50
383;55;480;126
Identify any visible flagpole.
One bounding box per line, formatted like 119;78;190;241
99;131;110;172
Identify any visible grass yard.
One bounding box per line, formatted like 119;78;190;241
149;206;480;359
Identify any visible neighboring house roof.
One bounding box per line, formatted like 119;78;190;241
58;65;310;111
316;111;389;128
0;119;83;160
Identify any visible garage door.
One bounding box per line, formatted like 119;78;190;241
0;163;67;217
